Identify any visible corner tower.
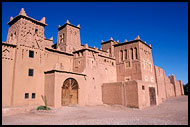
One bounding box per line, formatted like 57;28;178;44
57;20;81;53
6;8;47;50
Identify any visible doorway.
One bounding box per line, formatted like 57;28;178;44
149;87;156;106
62;78;78;106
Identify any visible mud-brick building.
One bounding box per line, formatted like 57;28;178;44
2;8;184;109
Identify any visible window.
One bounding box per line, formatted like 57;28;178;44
28;69;34;76
32;93;36;99
125;49;127;60
109;48;111;54
120;50;123;61
25;93;29;99
134;47;138;59
29;50;34;58
60;34;64;42
35;29;38;34
130;48;133;60
142;85;145;90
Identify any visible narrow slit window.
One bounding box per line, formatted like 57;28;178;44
125;49;127;60
130;48;133;60
120;50;123;61
135;47;138;59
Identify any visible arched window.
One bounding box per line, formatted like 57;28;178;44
125;49;127;60
120;50;123;61
134;47;138;59
130;48;133;60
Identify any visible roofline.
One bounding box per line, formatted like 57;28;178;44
8;15;47;27
73;48;99;53
101;40;115;45
44;69;86;76
58;23;80;31
45;47;74;56
98;54;115;60
114;39;152;49
2;42;17;47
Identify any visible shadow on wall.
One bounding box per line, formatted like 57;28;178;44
183;83;188;95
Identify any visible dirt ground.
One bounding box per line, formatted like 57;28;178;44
2;96;188;125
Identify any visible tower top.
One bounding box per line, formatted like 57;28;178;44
58;19;80;31
7;8;47;27
19;8;27;16
135;35;140;40
40;17;46;24
110;37;113;41
66;19;70;24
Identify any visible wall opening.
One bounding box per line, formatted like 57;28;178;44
61;78;78;106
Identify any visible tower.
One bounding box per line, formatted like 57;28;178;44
6;8;47;50
57;20;81;53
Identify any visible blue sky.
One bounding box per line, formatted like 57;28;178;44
2;2;188;84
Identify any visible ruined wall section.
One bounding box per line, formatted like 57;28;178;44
168;75;181;96
164;76;175;97
178;80;184;95
154;66;167;103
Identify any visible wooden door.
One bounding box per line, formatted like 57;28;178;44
62;78;78;106
149;87;156;106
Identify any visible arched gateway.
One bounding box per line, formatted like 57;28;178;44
61;78;78;106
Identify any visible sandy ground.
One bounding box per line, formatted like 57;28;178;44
2;96;188;125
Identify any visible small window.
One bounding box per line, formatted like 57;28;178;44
28;69;34;76
29;50;34;58
142;85;145;90
25;93;29;99
35;29;38;34
125;50;127;60
32;93;36;99
132;49;134;58
120;50;123;61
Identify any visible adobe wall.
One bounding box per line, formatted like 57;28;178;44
124;81;139;108
102;82;123;105
44;49;74;72
102;80;159;109
44;73;55;106
44;70;87;108
136;80;158;109
168;75;181;96
114;41;142;82
164;76;175;98
138;42;155;83
101;41;116;57
86;52;117;105
154;66;167;104
178;80;184;95
11;46;46;106
2;44;16;107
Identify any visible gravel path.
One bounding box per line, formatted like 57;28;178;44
2;96;188;125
